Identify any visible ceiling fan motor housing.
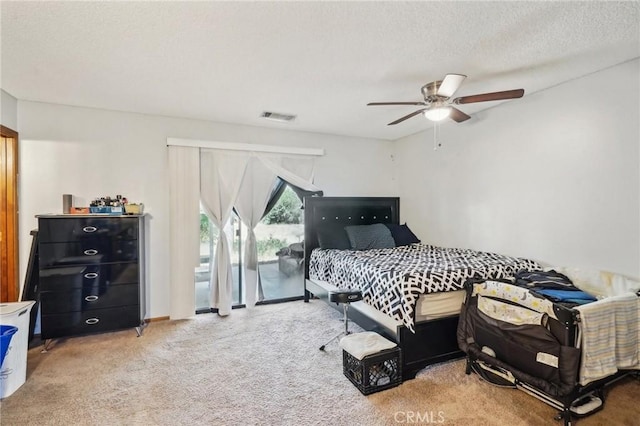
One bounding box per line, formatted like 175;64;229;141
421;81;446;102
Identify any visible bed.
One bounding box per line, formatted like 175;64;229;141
457;273;640;425
303;196;540;380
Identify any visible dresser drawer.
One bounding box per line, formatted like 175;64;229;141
39;240;138;267
38;217;138;243
40;284;139;314
41;306;141;339
39;263;139;291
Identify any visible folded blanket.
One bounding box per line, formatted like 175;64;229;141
576;293;640;385
339;331;397;360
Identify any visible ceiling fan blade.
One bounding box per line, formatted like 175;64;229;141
437;74;466;98
449;107;471;123
453;89;525;104
388;109;426;125
368;101;427;106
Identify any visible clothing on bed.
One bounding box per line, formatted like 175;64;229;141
309;244;540;332
515;270;574;290
513;269;599;306
535;289;597;304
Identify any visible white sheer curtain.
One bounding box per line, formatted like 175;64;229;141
257;154;321;192
200;149;248;316
234;155;279;307
168;146;201;319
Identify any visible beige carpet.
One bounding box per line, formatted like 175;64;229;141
1;301;638;425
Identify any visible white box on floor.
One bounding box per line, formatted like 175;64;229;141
0;301;35;398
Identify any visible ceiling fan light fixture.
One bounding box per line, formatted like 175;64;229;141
423;107;451;121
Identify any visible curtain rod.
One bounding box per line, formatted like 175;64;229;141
167;138;324;156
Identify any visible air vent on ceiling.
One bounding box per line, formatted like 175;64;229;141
260;111;297;122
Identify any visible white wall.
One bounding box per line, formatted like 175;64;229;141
17;59;639;318
1;89;18;129
393;59;640;278
17;102;394;317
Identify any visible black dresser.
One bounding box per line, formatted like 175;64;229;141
37;215;146;342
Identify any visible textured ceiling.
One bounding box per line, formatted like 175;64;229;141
1;1;639;141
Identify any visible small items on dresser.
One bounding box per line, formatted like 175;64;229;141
62;194;73;214
63;194;143;215
88;194;143;215
89;194;124;214
124;203;144;215
339;331;402;395
69;207;89;214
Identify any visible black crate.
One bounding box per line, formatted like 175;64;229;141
342;347;402;395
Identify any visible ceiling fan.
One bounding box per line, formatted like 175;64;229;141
367;74;524;125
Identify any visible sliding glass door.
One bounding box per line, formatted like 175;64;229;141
194;184;305;312
256;185;304;301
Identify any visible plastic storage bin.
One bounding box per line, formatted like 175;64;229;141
339;332;402;395
89;206;123;215
342;347;402;395
0;325;18;366
0;301;36;398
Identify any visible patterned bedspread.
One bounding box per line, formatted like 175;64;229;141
309;244;540;332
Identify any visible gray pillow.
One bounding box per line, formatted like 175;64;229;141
317;227;351;249
344;224;396;250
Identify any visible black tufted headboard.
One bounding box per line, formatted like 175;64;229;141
303;196;400;279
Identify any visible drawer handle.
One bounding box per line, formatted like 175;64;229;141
83;249;98;256
85;318;100;325
84;272;99;279
85;295;99;302
83;226;97;233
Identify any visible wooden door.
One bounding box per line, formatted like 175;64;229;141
1;125;19;302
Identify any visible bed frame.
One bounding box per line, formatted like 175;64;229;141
303;196;463;380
